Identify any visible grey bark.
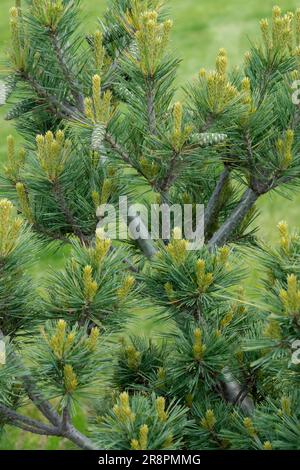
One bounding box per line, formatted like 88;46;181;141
208;188;258;248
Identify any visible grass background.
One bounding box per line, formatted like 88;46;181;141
1;0;300;449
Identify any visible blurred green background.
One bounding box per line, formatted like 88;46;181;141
1;0;300;449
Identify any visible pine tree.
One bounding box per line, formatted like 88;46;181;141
0;0;299;450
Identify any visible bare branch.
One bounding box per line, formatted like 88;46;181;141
61;405;70;433
0;339;97;448
208;187;258;248
0;403;59;436
221;368;255;415
22;375;61;428
61;423;98;450
205;166;230;232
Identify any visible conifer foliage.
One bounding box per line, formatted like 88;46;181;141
0;0;299;450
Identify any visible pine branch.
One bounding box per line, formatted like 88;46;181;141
62;424;98;450
32;223;71;244
16;71;158;257
21;375;97;449
0;330;97;449
20;71;79;120
102;134;158;258
159;150;180;193
0;403;59;436
105;131;150;183
17;57;160;258
21;373;61;428
102;56;120;91
48;28;85;113
2;1;299;450
221;368;255;415
61;405;70;433
104;132;131;165
52;181;89;245
146;76;157;135
127;214;157;259
0;400;97;448
0;329;59;428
